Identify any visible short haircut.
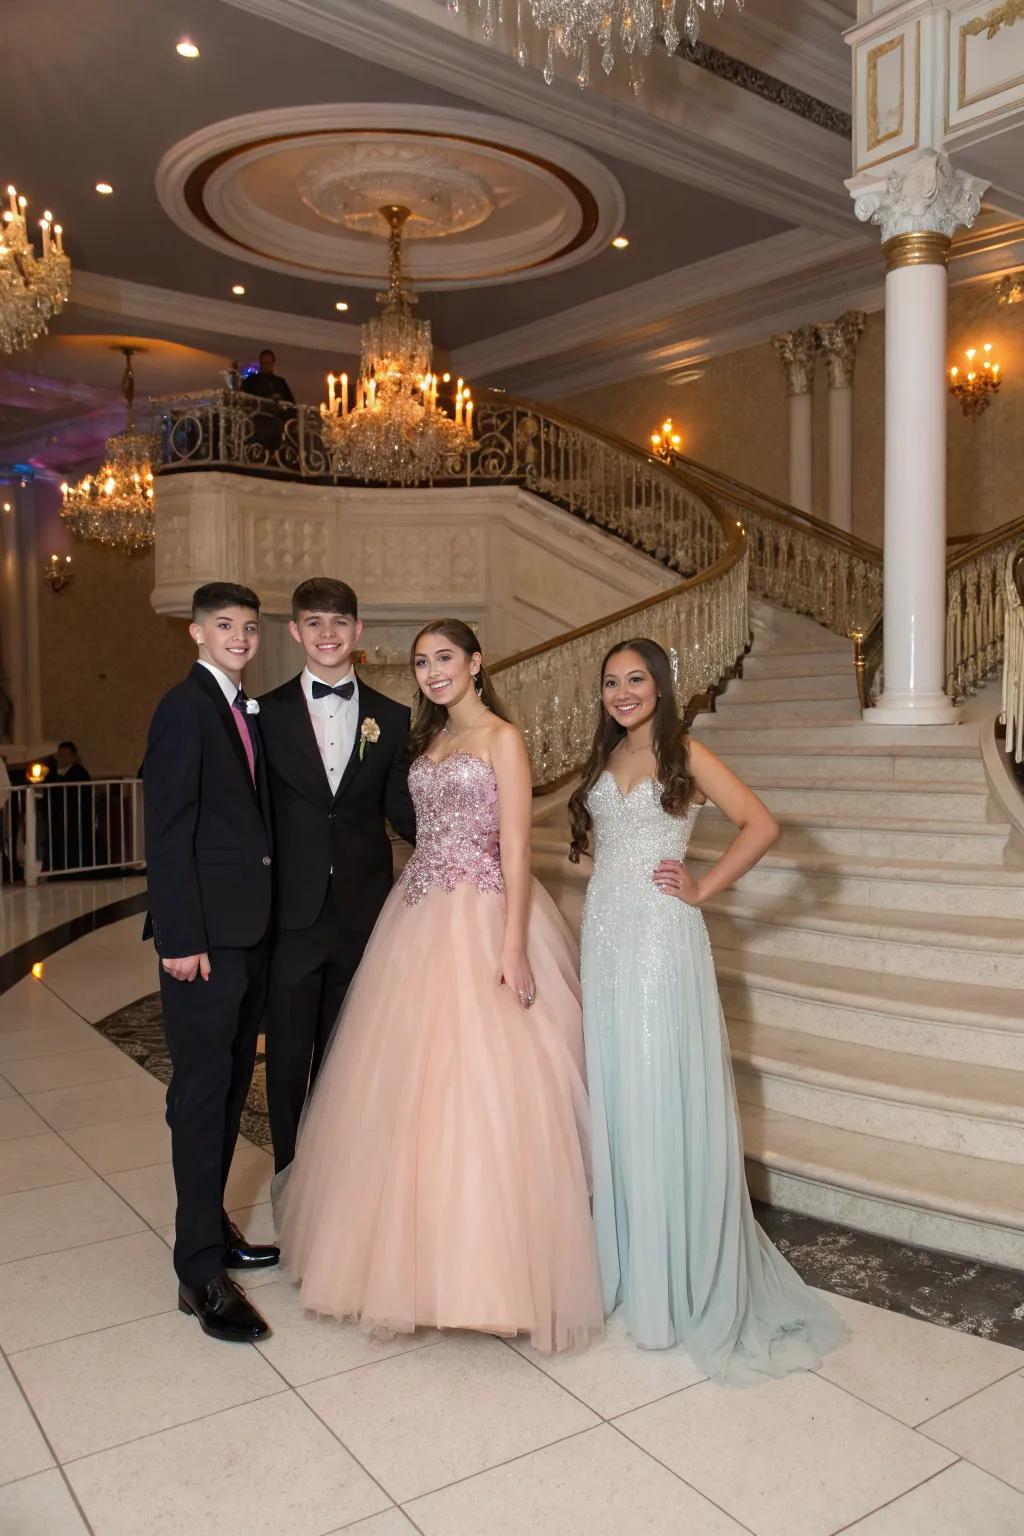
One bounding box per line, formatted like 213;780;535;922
192;582;261;620
58;740;78;754
291;577;358;622
259;349;275;362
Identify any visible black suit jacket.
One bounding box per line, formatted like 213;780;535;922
258;675;415;934
142;664;272;957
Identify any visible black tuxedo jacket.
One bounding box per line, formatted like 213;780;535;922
142;664;272;957
258;675;415;934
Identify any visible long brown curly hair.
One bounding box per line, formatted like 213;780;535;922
408;618;509;761
569;637;694;861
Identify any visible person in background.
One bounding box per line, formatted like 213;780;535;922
241;349;295;405
47;740;93;872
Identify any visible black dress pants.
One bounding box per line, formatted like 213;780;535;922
265;883;367;1172
159;940;268;1285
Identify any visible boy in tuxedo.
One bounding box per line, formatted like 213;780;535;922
260;577;416;1171
144;582;278;1343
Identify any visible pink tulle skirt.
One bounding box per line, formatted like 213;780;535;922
275;877;604;1355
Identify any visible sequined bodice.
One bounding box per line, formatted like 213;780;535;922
585;774;702;889
402;752;503;906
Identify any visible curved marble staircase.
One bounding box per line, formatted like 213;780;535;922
534;600;1024;1271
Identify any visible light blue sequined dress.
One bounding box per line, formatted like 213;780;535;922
581;772;847;1384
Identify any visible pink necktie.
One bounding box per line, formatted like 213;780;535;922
231;702;256;783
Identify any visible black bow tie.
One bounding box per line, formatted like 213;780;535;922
311;679;355;701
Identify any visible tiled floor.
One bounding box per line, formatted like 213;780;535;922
1;904;1023;1534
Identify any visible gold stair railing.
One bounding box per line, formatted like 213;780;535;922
1001;543;1024;764
946;515;1024;703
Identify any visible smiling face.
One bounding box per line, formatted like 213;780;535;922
413;631;480;709
189;606;260;682
289;608;363;680
602;647;659;733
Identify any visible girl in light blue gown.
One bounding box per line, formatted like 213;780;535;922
570;638;847;1384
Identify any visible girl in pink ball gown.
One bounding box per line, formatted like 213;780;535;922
275;619;603;1354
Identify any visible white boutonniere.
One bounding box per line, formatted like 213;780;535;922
245;698;260;716
359;717;380;760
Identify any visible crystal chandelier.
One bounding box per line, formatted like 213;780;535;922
0;184;70;352
61;348;157;553
320;204;474;486
447;0;744;89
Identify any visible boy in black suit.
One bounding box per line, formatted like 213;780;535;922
144;582;278;1343
259;577;416;1171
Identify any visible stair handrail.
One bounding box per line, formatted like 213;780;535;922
946;514;1024;703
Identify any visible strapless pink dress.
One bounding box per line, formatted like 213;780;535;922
275;751;603;1354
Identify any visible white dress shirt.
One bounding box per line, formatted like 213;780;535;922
302;665;358;797
198;659;242;708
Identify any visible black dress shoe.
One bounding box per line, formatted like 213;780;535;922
178;1273;270;1342
222;1214;280;1271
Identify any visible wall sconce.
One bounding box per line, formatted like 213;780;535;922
43;552;74;593
948;344;1001;418
26;761;50;783
650;417;681;460
994;273;1023;306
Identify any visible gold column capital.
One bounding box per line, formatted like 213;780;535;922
882;231;951;272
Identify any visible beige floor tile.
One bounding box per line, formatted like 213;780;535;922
62;1111;171;1174
615;1371;955;1536
330;1513;416;1535
26;1071;166;1131
817;1294;1023;1427
843;1460;1024;1534
110;1138;272;1226
919;1370;1024;1492
513;1306;706;1418
1;1043;141;1094
0;1131;93;1196
40;919;157;1023
301;1333;600;1503
0;978;82;1036
408;1421;748;1535
66;1391;390;1536
254;1277;439;1386
0;1469;88;1533
0;1230;175;1352
0;1175;143;1265
0;1017;102;1063
0;1096;50;1141
0;1356;53;1487
12;1309;284;1461
0;1072;14;1099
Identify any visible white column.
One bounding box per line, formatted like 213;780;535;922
772;327;817;513
849;151;987;726
0;479;45;751
816;312;865;535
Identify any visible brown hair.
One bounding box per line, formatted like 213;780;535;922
408;619;509;761
568;637;694;861
192;581;260;619
291;577;358;622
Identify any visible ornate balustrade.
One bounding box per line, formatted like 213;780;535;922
947;517;1024;704
1000;543;1024;765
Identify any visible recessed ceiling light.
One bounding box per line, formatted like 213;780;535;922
95;182;114;195
335;300;349;312
231;284;246;296
611;235;630;249
176;38;200;58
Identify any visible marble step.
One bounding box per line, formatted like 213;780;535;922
703;891;1024;988
748;640;853;659
693;717;978;747
730;1019;1024;1163
718;674;860;703
743;778;993;824
689;844;1024;918
699;806;1011;862
711;695;862;721
709;746;988;786
740;1104;1024;1269
716;950;1024;1070
742;653;854;680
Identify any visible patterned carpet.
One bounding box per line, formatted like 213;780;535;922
92;992;1024;1351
